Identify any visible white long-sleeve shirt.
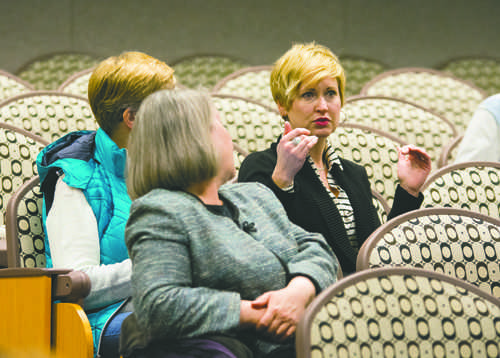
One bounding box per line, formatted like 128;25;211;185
46;176;131;310
455;94;500;163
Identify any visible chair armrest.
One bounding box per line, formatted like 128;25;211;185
0;267;91;303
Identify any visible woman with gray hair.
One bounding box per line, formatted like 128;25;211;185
122;89;338;358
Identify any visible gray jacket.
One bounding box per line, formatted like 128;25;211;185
125;182;338;355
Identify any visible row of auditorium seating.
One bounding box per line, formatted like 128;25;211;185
7;51;500;94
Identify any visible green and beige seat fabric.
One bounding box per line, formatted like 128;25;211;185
0;123;47;230
211;94;282;154
360;68;488;134
420;161;500;218
5;176;45;268
172;54;248;90
437;135;463;168
58;68;93;98
329;123;407;206
437;56;500;96
16;52;100;90
371;189;389;224
212;66;275;108
356;207;500;298
339;55;388;98
0;70;34;102
343;95;459;171
0;91;97;143
295;267;500;358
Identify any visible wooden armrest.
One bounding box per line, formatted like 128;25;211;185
0;267;93;357
0;267;91;303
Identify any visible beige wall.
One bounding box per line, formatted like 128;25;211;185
0;0;498;73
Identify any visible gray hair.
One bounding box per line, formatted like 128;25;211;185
127;89;218;199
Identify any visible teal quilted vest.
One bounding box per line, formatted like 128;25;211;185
37;129;131;355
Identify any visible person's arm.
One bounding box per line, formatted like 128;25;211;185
247;184;338;340
455;109;499;163
46;177;131;310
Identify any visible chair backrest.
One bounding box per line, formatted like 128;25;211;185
0;123;48;228
211;94;282;153
438;135;463;168
420;161;500;218
0;91;98;142
436;56;500;96
58;68;94;98
344;95;458;170
360;67;488;134
329;123;407;206
371;189;389;224
296;267;500;358
0;70;35;102
356;207;500;298
212;65;275;108
15;51;101;90
172;54;248;90
339;55;388;98
5;175;46;268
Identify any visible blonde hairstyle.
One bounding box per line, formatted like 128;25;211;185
127;89;219;199
270;42;346;111
88;51;176;136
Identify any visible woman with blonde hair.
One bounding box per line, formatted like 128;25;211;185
122;88;337;358
37;51;176;357
238;43;431;275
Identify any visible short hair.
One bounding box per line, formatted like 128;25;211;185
127;89;219;199
88;51;176;136
270;42;346;111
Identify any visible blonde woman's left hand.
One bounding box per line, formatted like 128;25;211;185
397;145;432;197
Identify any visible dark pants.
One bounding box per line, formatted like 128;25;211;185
100;312;133;358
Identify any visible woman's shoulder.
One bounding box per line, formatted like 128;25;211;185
131;189;197;211
221;182;278;203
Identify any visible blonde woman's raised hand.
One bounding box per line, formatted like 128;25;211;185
397;144;432;197
272;122;318;189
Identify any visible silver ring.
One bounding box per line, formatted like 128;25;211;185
292;137;301;146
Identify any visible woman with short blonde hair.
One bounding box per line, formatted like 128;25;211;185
239;42;432;275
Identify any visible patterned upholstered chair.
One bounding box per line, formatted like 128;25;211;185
356;207;500;298
420;161;500;218
296;267;500;358
211;94;282;154
15;52;101;90
0;70;35;102
360;67;488;134
0;123;48;263
5;176;46;268
212;65;275;108
438;135;463;167
58;68;93;98
329;123;407;206
172;54;248;90
0;91;98;142
371;189;390;224
2;177;93;357
339;55;388;98
437;56;500;96
343;95;459;170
